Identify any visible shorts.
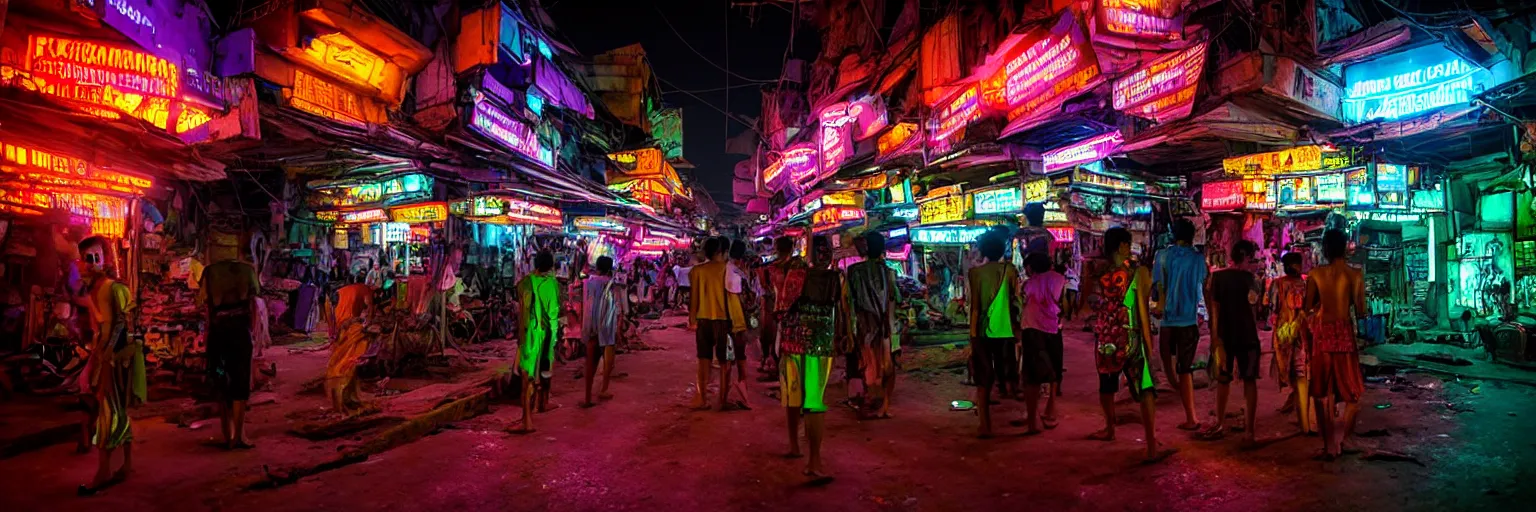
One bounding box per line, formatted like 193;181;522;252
970;337;1017;391
1098;355;1155;399
726;331;749;361
1020;329;1060;385
780;354;833;413
1159;324;1201;374
845;351;863;381
1310;351;1364;403
1045;331;1064;379
695;319;731;361
1216;343;1262;383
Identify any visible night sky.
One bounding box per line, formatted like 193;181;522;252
546;0;813;214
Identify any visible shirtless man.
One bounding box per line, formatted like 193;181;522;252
1305;229;1367;459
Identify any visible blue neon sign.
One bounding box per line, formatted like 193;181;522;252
1343;44;1514;123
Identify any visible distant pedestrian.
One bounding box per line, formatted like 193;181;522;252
579;256;619;408
1269;252;1314;434
846;232;900;419
725;239;756;408
1202;240;1263;445
688;239;731;410
966;232;1021;438
1306;229;1367;459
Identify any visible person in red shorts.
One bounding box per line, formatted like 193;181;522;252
1305;229;1367;459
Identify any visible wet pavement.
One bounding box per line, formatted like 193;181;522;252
2;315;1534;511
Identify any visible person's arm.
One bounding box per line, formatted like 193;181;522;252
1303;274;1319;315
1010;268;1025;343
1134;267;1155;352
1151;253;1166;315
688;268;700;325
1353;270;1368;320
1206;275;1224;375
966;270;978;333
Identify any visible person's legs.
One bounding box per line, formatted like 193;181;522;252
694;325;712;408
694;358;711;408
1295;377;1314;434
1242;378;1259;443
91;446;112;486
517;374;536;432
1173;327;1199;428
119;442;131;476
1340;400;1361;450
231;400;249;447
880;351;896;418
1090;373;1116;440
220;401;232;444
582;338;598;406
1139;392;1160;459
599;346;616;398
786;406;803;457
1022;380;1041;433
972;339;995;438
805;412;827;476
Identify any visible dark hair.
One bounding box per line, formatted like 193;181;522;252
979;232;1006;261
864;232;886;257
1323;229;1348;260
1172;218;1195;244
596;256;614;274
1282;252;1302;276
1230;240;1258;263
78;236;107;252
535;251;555;272
1103;227;1132;257
704;237;722;259
729;239;747;260
1023;202;1046;227
774;236;794;255
1026;252;1051;274
811;235;831;260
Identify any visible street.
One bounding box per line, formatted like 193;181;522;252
2;315;1534;512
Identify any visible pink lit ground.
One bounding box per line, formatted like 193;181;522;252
2;314;1534;511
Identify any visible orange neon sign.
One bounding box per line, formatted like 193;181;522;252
0;139;151;192
21;35;213;134
302;34;386;88
289;70;367;126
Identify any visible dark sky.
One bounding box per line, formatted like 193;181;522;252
546;0;812;212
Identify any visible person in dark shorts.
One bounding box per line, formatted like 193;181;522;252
1202;240;1264;445
200;238;260;450
966;232;1022;438
689;238;733;410
1090;228;1172;463
1153;218;1207;431
1015;253;1065;433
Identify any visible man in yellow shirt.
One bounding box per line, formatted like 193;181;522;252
689;238;732;410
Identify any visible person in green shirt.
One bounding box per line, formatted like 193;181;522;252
966;232;1022;439
511;251;561;434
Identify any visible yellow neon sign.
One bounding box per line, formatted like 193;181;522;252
0;139;151;192
289;70;368;126
1222;146;1325;177
22;35;206;133
389;202;448;223
918;195;972;225
316;210;339;222
302;33;387;89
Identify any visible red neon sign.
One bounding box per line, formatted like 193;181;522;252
1112;42;1208;122
981;11;1101;121
21;35;211;135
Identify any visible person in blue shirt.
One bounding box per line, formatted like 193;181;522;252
1153;218;1207;431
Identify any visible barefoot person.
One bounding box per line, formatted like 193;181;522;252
1269;252;1314;434
1306;229;1367;459
579;256;619;407
1202;240;1264;445
1089;228;1170;462
966;232;1022;438
513;251;561;433
846;232;900;419
689;238;732;410
199;235;260;450
76;236;146;495
1152;218;1206;432
725;239;756;408
776;235;848;482
327;273;374;415
1017;253;1065;433
758;236;803;376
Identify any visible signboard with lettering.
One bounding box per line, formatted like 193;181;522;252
340;208;389;224
973;187;1023;215
470;97;551;168
877;122;921;162
291;69;369;126
1316;172;1347;203
1244;178;1276;210
911;225;989;245
1346;167;1374;209
1047;226;1076;243
1375;163;1408;208
929;84;981;153
1023;178;1050;203
918;195;972;225
1113;41;1208;122
760;158;787;192
891;205;919;220
811;206;865;232
888;179;912;204
1201;181;1245;211
980;10;1101;122
1042;131;1123;172
1277;177;1315;206
389;202;448;223
573;216;625;233
1095;0;1185;45
818;104;853;180
783;144;819;188
1344;44;1515;124
1222;146;1324;177
13;34;214;137
1072;168;1140;192
1268;57;1342;120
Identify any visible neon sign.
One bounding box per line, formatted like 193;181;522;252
0;139;151;193
929;84;980;149
1243;178;1275;210
290;70;368;126
973;188;1023;215
20;35;214;135
918;195;972;225
911;225;989;245
1346;168;1374;208
1343;44;1515;123
891;205;919;220
379;222;409;243
761;158;787;191
504;199;562;227
1047;226;1075;243
1277;177;1315;206
574;216;625;233
819;118;852;178
1023;178;1050;203
302;33;388;90
1042;131;1123;172
1072;168;1140;192
811;206;864;232
470;98;551;168
316;210;339;222
1112;42;1208;122
389;202;448;223
340;208;389;224
783;144;819;187
1375;163;1408;208
1097;0;1184;44
1316;173;1347;203
981;10;1100;121
1221;146;1324;177
877;122;920;161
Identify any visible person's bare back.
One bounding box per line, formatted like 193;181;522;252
1305;261;1365;323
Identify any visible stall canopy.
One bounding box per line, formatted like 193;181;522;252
607;147;690;210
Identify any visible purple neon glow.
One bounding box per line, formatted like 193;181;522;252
1042;131;1124;172
470;98;552;168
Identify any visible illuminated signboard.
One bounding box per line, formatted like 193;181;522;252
892;205;919;220
911;225;989;245
0;140;151;193
1244;179;1275;210
573;216;625;233
1343;44;1516;123
504;199;563;227
20;35;214;136
981;10;1101;121
877;122;921;162
973;188;1023;215
310;174;432;208
888;179;912;204
471;196;505;216
1097;0;1184;44
820;96;887;141
929;84;981;151
301;33;390;91
1047;226;1076;243
1072;168;1140;192
1023;178;1050;203
761;158;787;192
316;210;339;222
1316;173;1347;203
379;222;409;243
1112;41;1208;122
1201;181;1245;211
918;195;972;225
470;97;551;168
1375;163;1408;208
389;202;448;223
818;103;855;180
1042;131;1123;172
332;229;349;249
822;191;860;207
1346;168;1374;208
783;144;819;188
811;206;865;232
290;69;368;126
340;208;389;224
1222;146;1324;177
1277;177;1315;206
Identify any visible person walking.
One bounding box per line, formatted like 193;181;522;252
1153;218;1207;432
758;237;802;377
776;235;848;483
199;236;260;450
1202;240;1264;445
846;232;901;420
511;251;561;434
1017;253;1065;433
1306;229;1367;459
966;232;1022;438
1269;252;1314;434
579;256;619;408
76;236;146;496
688;239;731;410
1088;228;1172;463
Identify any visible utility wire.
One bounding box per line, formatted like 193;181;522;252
656;75;769;144
662;82;765;94
652;4;778;83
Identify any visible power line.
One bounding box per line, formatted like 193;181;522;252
655;75;766;139
652;4;778;83
662;82;765;94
